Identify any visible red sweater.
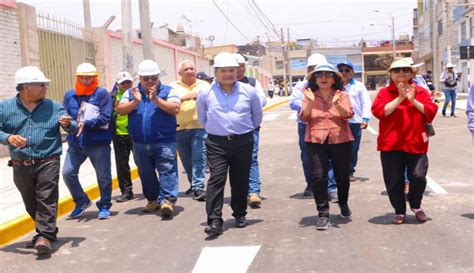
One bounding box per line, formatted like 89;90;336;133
371;81;438;154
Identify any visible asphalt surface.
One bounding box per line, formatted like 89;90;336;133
1;100;473;273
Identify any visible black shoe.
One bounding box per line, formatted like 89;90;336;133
235;216;247;228
316;216;330;230
193;189;207;201
205;219;223;235
303;185;313;196
340;203;352;219
450;113;456;117
185;186;193;195
442;111;446;116
35;237;52;255
116;193;134;202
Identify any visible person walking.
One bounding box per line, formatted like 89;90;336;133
440;63;459;117
235;53;267;208
110;71;135;202
197;52;263;235
300;63;354;230
170;60;211;201
0;66;77;254
62;63;113;220
116;60;181;218
337;61;372;182
371;59;438;224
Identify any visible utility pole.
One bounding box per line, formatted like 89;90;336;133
444;0;452;64
281;27;288;96
391;15;396;60
83;0;92;40
431;0;440;89
139;0;154;60
122;0;133;73
287;27;292;91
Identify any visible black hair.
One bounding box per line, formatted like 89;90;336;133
307;72;344;91
16;84;24;92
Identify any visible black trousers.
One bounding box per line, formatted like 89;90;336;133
12;158;60;243
205;132;254;224
306;141;352;217
112;134;133;195
380;151;428;215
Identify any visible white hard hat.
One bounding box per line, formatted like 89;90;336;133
75;63;98;76
15;66;51;85
213;52;239;68
446;63;455;68
137;59;161;76
116;71;134;84
235;53;246;64
307;53;327;67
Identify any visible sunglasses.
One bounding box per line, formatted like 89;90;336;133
391;67;412;73
142;76;158;82
339;69;352;73
315;72;335;78
28;83;49;87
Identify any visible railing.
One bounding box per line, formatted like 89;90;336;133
37;12;91;40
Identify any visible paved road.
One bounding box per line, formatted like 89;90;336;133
1;101;473;272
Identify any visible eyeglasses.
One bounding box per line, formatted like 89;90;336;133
28;83;49;87
391;67;412;73
315;72;335;78
339;69;352;73
142;76;158;82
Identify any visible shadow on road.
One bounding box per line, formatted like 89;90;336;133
123;205;185;219
368;213;431;225
64;210;119;223
299;215;352;228
0;236;86;260
461;213;474;220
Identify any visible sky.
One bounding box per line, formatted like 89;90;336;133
18;0;418;47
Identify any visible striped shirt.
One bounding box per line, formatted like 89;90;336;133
0;95;77;160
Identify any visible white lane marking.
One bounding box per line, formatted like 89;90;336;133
263;113;280;121
426;175;448;194
367;125;378;135
288;112;297;120
366;125;448;194
192;245;261;273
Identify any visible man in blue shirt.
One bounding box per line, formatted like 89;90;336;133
0;66;77;255
337;61;372;182
62;63;113;221
197;52;263;235
116;60;181;219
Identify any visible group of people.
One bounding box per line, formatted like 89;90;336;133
2;49;466;255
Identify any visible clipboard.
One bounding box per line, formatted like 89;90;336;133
78;101;109;130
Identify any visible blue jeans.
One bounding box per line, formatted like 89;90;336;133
132;142;178;204
298;123;312;186
299;122;337;193
62;144;112;209
249;128;261;194
442;89;457;114
349;123;362;175
176;129;207;190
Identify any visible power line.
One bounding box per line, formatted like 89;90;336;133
212;0;252;43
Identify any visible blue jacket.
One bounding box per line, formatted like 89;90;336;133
126;83;178;144
63;87;113;147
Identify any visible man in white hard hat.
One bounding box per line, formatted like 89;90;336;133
440;63;460;117
116;59;181;218
169;60;211;202
62;62;114;220
289;53;338;199
110;71;135;202
196;52;263;235
0;66;77;254
235;53;267;208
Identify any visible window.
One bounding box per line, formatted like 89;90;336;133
276;61;284;70
471;17;474;38
437;19;443;36
461;21;467;40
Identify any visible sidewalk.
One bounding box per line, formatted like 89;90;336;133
0;96;289;246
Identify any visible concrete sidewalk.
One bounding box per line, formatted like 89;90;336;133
0;96;289;246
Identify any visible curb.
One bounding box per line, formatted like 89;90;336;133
0;98;289;247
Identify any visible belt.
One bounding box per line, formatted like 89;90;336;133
8;155;60;167
208;131;253;141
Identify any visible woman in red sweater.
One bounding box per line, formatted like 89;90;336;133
300;63;354;230
371;59;438;225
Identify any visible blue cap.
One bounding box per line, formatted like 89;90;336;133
337;61;354;70
196;71;213;80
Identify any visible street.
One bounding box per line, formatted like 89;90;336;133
1;99;473;273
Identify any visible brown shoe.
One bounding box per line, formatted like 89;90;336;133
143;200;160;213
35;238;52;255
248;193;261;208
392;214;405;225
160;201;174;218
349;175;356;182
412;209;428;223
